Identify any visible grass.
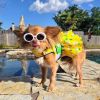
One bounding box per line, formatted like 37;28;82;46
0;44;20;49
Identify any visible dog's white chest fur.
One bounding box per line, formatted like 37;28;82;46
35;57;50;67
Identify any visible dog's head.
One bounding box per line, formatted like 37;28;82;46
13;25;61;52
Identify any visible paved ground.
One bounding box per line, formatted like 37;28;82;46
0;59;100;100
32;59;100;100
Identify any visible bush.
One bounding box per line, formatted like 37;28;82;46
0;44;4;49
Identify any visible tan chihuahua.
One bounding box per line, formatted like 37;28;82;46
13;25;86;91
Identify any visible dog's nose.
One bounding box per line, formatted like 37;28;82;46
32;40;37;43
32;40;40;47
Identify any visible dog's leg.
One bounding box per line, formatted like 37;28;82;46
76;51;86;87
76;64;83;87
44;53;58;91
73;55;84;87
40;66;47;86
75;60;84;80
48;62;58;91
73;51;86;87
35;66;47;87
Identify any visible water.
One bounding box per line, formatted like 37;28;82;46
0;53;100;77
87;54;100;64
0;54;40;77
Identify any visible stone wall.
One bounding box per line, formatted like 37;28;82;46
0;30;17;46
83;35;100;49
0;30;100;48
74;31;100;49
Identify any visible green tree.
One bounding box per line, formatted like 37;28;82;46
91;7;100;35
53;5;89;31
53;5;100;36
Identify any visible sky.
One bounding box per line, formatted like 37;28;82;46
0;0;100;29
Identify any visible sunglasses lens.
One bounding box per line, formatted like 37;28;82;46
37;33;46;40
24;33;33;42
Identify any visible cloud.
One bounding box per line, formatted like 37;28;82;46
29;0;69;13
73;0;94;4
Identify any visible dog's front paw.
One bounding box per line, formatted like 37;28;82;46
34;82;46;88
74;83;84;87
34;82;43;87
47;84;56;92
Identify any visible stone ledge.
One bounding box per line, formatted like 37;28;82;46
0;76;31;95
0;95;32;100
0;81;31;95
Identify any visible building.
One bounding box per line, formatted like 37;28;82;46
0;16;25;47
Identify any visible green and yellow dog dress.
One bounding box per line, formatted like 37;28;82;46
32;30;83;60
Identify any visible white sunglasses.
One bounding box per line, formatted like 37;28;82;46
23;32;46;42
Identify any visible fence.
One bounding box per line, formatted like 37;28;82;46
0;30;100;49
74;31;100;49
0;30;17;47
83;35;100;49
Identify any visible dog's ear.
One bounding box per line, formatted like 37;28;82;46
13;27;26;37
11;25;30;48
45;26;62;38
11;23;28;37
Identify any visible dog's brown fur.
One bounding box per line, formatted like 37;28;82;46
14;25;86;91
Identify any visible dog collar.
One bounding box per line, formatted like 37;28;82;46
32;43;62;60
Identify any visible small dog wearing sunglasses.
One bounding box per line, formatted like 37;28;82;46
13;25;86;91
